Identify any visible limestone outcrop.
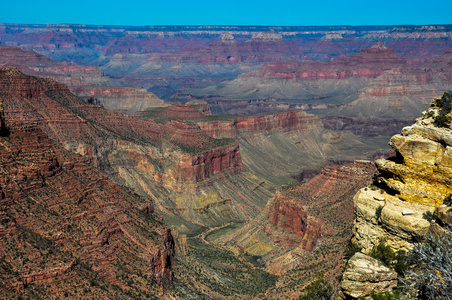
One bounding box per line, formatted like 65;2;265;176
352;96;452;253
340;252;398;299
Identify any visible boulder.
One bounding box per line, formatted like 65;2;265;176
340;252;397;299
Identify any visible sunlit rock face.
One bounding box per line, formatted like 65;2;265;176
352;97;452;253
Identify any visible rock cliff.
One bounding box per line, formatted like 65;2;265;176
0;45;166;115
206;161;377;298
340;253;398;299
0;105;173;298
352;95;452;253
0;67;242;195
197;110;320;139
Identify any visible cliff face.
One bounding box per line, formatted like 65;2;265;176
0;112;172;298
207;161;377;298
0;67;242;194
352;97;452;253
0;45;166;115
268;192;323;251
198;110;320;139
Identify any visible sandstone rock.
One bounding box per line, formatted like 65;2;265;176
341;252;397;299
352;101;452;253
436;205;452;226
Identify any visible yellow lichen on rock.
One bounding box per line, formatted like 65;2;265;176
352;99;452;252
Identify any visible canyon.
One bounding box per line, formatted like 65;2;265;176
0;23;451;299
0;89;172;298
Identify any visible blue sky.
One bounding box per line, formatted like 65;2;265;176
0;0;451;26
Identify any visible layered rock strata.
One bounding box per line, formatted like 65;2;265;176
198;110;320;139
340;252;398;299
0;67;242;194
0;45;166;115
352;99;452;253
0;112;173;298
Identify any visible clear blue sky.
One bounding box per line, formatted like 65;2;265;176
0;0;451;26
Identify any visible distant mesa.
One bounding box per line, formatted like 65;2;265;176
221;32;236;43
251;29;283;41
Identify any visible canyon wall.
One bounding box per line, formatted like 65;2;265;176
0;67;242;194
0;45;166;115
197;110;320;139
352;97;452;253
0;109;173;298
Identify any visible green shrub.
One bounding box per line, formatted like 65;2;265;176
343;241;361;260
433;92;452;127
422;211;436;222
433;114;451;128
369;239;395;268
370;289;401;300
299;273;334;300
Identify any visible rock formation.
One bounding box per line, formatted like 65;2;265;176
197;110;320;139
352;95;452;253
340;253;398;299
0;97;173;298
205;161;377;299
0;67;242;195
0;45;166;115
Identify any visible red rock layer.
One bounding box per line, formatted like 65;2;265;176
269;193;323;251
0;67;242;191
259;43;408;81
198;110;321;139
0;121;172;298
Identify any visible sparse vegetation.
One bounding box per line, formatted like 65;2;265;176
299;272;334;300
400;227;452;299
369;239;407;276
343;241;361;260
433;92;452;128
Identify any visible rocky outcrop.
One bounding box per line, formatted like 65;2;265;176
352;98;452;253
340;252;398;299
198;110;321;139
150;229;175;290
268;192;323;251
0;68;242;194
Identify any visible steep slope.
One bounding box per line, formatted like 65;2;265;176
204;161;377;299
0;97;172;299
0;68;255;230
0;67;284;300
